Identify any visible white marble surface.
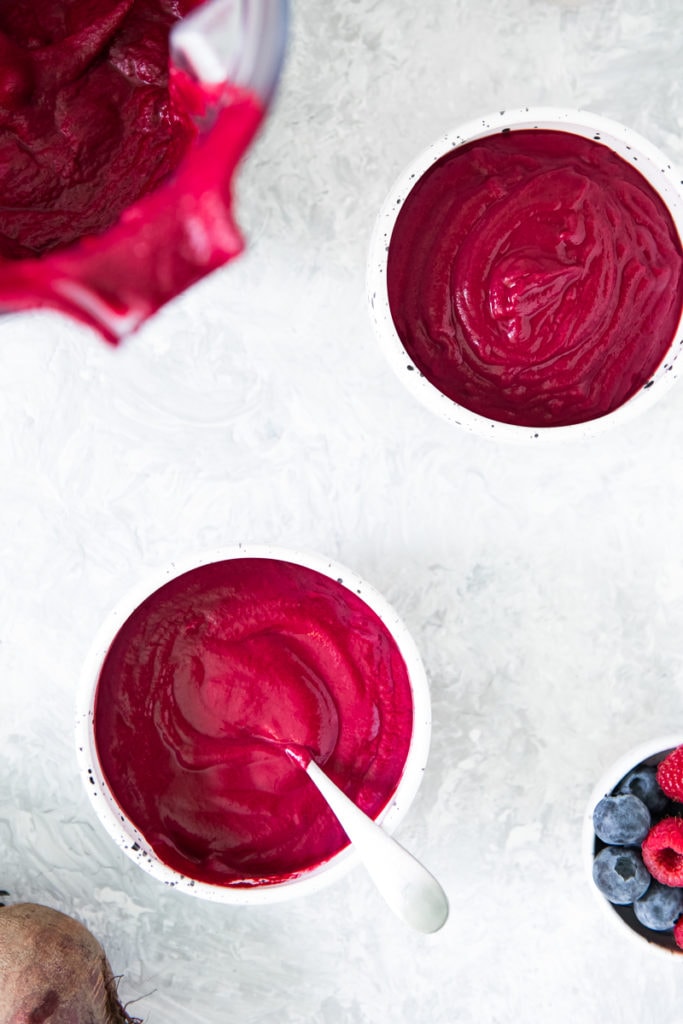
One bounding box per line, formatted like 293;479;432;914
3;0;683;1020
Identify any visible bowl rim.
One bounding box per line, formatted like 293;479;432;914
367;105;683;443
75;542;432;905
582;733;683;955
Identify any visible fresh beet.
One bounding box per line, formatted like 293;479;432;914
0;902;142;1023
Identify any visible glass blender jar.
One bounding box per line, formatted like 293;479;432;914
0;0;289;343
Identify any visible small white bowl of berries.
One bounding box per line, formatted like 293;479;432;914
584;736;683;953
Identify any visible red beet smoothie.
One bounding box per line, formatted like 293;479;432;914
93;559;414;887
0;0;263;341
387;129;683;428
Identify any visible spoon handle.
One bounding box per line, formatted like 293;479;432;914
304;758;449;934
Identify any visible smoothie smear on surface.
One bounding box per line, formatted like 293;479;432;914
94;558;414;886
387;129;683;427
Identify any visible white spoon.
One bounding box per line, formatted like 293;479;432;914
286;748;449;933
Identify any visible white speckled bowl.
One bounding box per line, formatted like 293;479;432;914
582;734;683;954
75;544;431;905
367;107;683;443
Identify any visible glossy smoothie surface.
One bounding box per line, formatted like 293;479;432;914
387;128;683;427
94;558;414;886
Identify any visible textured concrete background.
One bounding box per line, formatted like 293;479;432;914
3;1;683;1020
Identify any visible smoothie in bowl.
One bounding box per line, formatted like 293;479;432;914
368;108;683;441
76;545;431;903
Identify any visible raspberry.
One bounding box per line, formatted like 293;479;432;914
675;915;683;950
656;745;683;802
642;817;683;886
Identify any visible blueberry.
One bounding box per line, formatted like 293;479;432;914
616;764;670;815
593;794;651;844
634;881;683;931
592;846;651;904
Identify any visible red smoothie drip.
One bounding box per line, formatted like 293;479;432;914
93;559;414;887
0;0;263;341
387;129;683;427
